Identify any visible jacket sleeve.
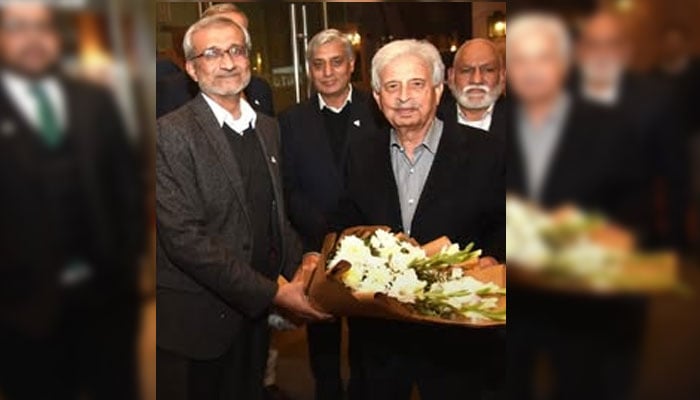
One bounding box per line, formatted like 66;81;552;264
156;120;278;318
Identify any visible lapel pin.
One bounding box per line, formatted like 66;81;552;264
1;119;16;137
270;156;277;164
254;99;261;105
353;119;361;127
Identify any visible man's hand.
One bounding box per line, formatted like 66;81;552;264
273;280;331;321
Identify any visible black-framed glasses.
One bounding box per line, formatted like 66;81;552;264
190;44;248;61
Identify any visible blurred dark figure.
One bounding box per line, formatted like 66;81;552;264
156;4;275;118
572;11;690;250
440;38;507;142
506;13;647;400
0;3;144;400
654;26;700;251
156;57;197;119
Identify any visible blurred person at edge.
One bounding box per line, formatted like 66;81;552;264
654;25;700;250
157;2;275;118
440;38;507;142
506;13;648;400
0;3;144;400
573;10;690;251
156;16;330;400
279;29;380;400
333;39;505;400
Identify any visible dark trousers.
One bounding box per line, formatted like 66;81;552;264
307;319;343;400
348;318;493;400
507;290;646;400
0;299;140;400
157;320;270;400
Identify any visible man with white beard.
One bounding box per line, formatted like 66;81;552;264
442;38;506;141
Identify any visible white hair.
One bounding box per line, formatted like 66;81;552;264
306;29;355;62
182;16;252;60
371;39;445;93
507;12;572;63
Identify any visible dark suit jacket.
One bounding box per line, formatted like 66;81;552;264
0;76;143;336
506;95;645;231
279;88;380;252
569;71;690;248
156;61;275;118
334;117;505;261
437;90;506;143
156;93;301;359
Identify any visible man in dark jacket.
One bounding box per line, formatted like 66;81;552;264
0;3;144;399
279;29;380;400
334;38;505;400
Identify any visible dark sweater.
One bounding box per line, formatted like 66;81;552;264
321;105;352;164
222;124;279;278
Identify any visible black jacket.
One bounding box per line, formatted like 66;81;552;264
437;90;506;143
506;94;648;237
279;88;381;252
334;117;505;261
0;76;143;336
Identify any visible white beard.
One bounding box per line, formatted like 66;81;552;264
451;82;503;110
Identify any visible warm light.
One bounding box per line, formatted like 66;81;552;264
346;32;361;47
494;21;506;33
450;44;457;52
616;0;634;12
488;11;507;39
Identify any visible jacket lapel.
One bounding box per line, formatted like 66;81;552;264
412;122;466;230
191;94;252;227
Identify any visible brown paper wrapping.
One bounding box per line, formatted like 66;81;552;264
304;229;506;327
509;252;679;297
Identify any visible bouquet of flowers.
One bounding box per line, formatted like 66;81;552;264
305;226;506;326
506;196;680;295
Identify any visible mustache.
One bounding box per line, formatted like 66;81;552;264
461;85;491;95
391;100;420;110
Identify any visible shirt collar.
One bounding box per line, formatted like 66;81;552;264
201;92;257;134
581;80;620;106
318;84;353;113
390;118;443;154
457;102;494;121
517;92;571;130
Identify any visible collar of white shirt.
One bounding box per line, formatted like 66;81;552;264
457;102;494;131
1;71;67;130
201;92;257;135
318;84;353;113
581;80;620;106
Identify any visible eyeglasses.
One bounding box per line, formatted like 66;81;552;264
190;44;248;61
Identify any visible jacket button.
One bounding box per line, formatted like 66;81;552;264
220;312;226;319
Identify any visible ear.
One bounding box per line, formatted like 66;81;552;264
185;60;199;83
349;56;356;74
434;82;444;102
447;66;455;85
372;89;382;110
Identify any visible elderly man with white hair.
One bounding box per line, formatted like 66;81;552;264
442;38;507;141
507;12;650;400
333;38;505;400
